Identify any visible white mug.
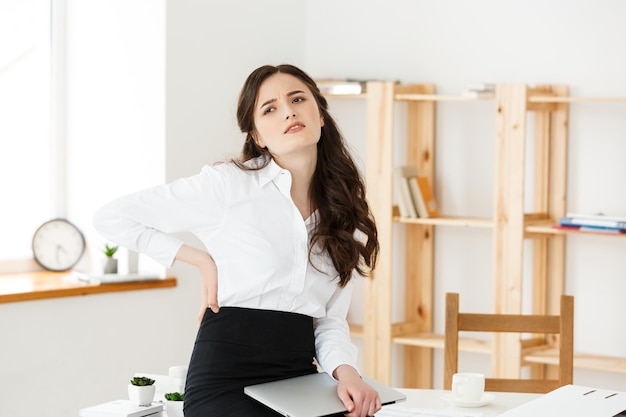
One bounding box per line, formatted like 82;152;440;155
451;372;485;401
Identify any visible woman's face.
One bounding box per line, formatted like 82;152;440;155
252;73;324;161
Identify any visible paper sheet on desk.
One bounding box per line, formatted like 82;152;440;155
376;406;482;417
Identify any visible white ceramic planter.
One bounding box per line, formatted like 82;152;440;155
104;257;118;273
128;384;156;406
165;400;184;417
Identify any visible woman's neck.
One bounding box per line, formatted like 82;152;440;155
273;152;317;220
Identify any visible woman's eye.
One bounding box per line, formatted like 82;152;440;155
263;106;275;115
293;97;304;103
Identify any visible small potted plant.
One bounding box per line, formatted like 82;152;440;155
164;392;184;417
103;243;119;274
128;376;156;406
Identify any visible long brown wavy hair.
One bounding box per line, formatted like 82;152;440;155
234;64;379;287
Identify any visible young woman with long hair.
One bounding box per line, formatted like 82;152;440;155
94;64;380;417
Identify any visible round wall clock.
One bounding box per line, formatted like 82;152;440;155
32;218;86;272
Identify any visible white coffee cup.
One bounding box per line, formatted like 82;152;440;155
451;372;485;402
168;365;187;380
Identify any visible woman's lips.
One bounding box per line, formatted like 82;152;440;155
284;122;305;133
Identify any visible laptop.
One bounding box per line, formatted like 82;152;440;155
244;372;406;417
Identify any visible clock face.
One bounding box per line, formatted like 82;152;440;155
32;219;86;272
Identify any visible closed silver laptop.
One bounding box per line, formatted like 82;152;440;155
244;372;406;417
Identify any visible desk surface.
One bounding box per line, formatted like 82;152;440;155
381;389;540;416
163;388;541;417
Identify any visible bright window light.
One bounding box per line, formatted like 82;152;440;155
0;0;54;261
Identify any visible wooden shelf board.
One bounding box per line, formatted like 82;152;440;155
322;93;366;99
395;215;493;228
392;332;491;354
529;95;626;103
393;333;626;375
524;347;626;374
395;93;495;102
349;323;364;338
0;271;177;303
525;220;626;238
325;91;626;104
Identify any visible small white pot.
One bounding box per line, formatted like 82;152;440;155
104;257;118;274
165;400;184;417
128;384;156;406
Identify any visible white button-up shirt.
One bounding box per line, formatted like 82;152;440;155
93;157;358;375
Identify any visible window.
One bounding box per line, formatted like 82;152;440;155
1;1;166;275
0;0;56;264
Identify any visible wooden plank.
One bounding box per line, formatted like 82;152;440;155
530;88;552;380
524;348;626;374
397;215;493;228
391;320;421;336
403;83;436;388
364;81;395;383
558;294;575;385
392;332;491;354
444;292;460;389
395;93;495;102
532;89;551;315
529;96;626;103
459;313;560;333
485;378;560;394
526;222;626;237
349;324;363;338
493;84;528;378
546;85;569;316
527;86;558;112
0;271;176;303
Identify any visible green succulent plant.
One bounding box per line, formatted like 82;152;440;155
130;376;155;386
164;392;184;401
104;244;119;258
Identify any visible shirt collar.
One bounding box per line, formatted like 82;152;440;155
256;157;285;188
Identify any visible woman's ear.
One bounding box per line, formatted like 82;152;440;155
251;130;265;148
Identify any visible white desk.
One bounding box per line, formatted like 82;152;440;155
95;389;540;417
380;389;541;416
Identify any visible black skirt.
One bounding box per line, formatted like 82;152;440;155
183;307;318;417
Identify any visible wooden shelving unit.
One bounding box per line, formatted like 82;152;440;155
326;83;626;387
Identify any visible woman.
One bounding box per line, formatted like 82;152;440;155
93;64;381;417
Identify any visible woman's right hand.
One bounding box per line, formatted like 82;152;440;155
198;252;219;319
174;244;219;324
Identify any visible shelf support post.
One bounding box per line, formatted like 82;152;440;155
400;84;437;388
493;84;528;378
364;81;396;383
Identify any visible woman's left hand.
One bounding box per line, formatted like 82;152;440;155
333;365;382;417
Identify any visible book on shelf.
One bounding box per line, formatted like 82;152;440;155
408;176;439;218
394;166;419;218
559;213;626;230
580;225;626;234
553;224;626;234
314;78;368;95
315;78;399;95
462;90;496;99
462;82;496;99
466;83;496;92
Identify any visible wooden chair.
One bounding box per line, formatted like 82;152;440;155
444;292;574;393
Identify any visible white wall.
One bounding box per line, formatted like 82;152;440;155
2;2;626;417
304;0;626;390
166;0;308;180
